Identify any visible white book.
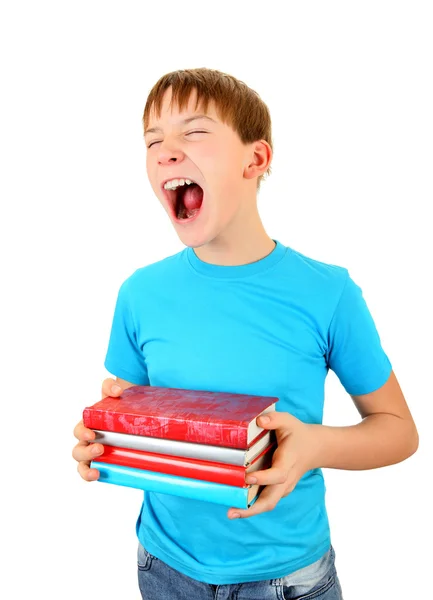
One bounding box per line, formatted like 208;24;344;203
93;429;274;466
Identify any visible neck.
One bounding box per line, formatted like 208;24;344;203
192;203;275;266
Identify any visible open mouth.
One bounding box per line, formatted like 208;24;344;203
163;182;204;222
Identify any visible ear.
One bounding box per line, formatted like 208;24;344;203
244;139;272;180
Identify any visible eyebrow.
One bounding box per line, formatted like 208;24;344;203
144;114;217;136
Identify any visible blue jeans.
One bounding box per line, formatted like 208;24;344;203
137;542;344;599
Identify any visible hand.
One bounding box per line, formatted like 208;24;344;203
72;378;123;481
227;411;321;519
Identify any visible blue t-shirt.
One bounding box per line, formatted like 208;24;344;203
104;239;392;584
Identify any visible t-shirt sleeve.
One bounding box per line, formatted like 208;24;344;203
326;271;392;396
103;279;150;385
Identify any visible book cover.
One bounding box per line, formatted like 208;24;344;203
92;428;275;466
97;441;276;487
83;385;277;448
91;461;262;508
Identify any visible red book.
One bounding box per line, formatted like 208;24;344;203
83;385;278;449
97;441;277;487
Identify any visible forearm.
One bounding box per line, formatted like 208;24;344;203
310;414;419;470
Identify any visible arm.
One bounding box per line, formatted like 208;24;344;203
228;370;418;519
307;270;421;469
310;369;419;470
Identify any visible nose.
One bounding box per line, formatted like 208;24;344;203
158;147;185;166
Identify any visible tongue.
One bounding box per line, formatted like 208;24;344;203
183;184;203;211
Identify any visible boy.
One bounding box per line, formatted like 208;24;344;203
72;68;418;599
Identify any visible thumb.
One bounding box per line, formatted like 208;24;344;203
257;410;296;431
101;377;123;399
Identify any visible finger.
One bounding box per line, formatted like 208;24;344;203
245;443;294;486
245;465;289;487
73;420;95;442
77;460;100;482
256;411;296;433
227;482;286;519
72;440;104;463
102;377;123;398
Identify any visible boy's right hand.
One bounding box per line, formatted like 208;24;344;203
72;377;124;481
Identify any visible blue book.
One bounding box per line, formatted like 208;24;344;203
91;461;260;508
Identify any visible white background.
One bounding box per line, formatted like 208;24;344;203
1;1;432;598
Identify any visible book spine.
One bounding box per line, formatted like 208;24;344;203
91;461;259;508
83;409;250;448
93;430;248;466
100;445;247;487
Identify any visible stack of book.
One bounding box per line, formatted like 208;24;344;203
83;386;278;508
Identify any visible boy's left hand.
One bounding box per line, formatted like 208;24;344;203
227;411;320;519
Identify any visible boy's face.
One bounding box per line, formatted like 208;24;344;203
145;86;260;249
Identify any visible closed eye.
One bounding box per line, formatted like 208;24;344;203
147;131;208;149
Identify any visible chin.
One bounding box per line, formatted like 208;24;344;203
174;225;217;249
177;233;210;249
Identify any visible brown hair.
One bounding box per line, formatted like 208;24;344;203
142;68;273;191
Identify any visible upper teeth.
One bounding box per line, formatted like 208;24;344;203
164;178;194;190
